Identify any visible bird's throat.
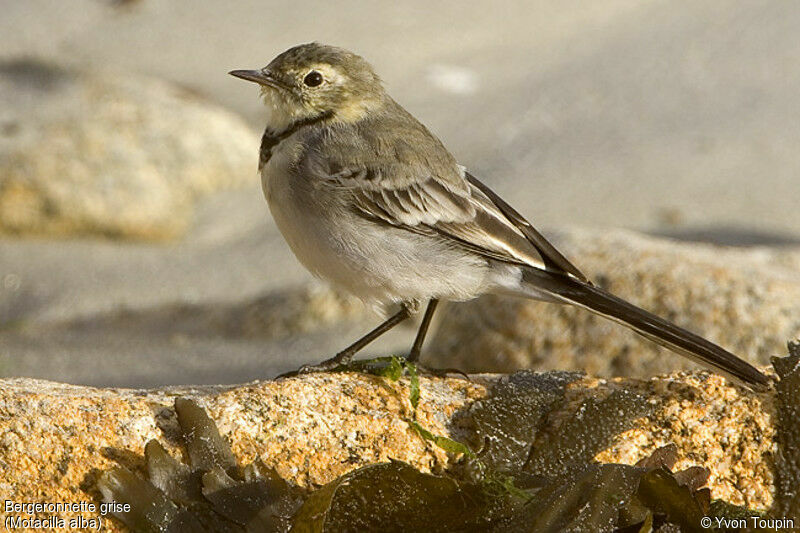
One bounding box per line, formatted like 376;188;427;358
258;110;334;171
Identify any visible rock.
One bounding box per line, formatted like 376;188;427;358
427;228;800;378
0;58;258;240
0;370;775;531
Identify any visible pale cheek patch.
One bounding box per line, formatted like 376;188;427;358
260;88;299;131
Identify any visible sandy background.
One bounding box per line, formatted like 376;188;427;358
0;0;798;386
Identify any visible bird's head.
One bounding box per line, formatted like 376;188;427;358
230;43;386;130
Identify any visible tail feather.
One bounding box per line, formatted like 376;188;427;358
520;268;771;390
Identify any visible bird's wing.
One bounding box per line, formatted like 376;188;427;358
321;161;581;274
305;106;586;279
464;172;588;281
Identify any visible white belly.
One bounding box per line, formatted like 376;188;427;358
260;141;493;306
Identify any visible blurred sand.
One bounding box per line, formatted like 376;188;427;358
0;0;798;386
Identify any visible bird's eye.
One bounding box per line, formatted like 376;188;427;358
303;71;323;87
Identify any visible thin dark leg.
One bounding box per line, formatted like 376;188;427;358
295;305;412;374
407;299;439;363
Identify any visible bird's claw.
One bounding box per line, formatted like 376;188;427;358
276;354;470;381
276;355;352;379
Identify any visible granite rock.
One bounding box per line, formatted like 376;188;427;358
426;228;800;378
0;370;775;531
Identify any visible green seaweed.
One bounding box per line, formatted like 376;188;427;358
407;420;475;458
407;361;421;411
371;356;403;381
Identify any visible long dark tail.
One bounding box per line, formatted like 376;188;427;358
520;268;771;390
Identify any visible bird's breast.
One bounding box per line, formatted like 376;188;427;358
260;135;345;281
260;131;303;202
257;127;493;306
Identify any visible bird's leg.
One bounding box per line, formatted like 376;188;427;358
292;304;412;375
407;299;439;363
405;299;466;378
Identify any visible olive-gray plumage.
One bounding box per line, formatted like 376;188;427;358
230;43;769;389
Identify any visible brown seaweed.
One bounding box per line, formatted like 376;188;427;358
97;348;800;532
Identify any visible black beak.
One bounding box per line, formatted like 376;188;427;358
228;69;283;89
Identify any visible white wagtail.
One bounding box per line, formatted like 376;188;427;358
230;43;769;389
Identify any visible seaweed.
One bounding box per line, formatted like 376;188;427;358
635;467;708;533
290;460;489;532
466;371;582;478
523;388;650;481
97;348;798;532
97;399;304;532
770;341;800;520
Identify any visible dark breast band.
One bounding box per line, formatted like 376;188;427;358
259;110;334;171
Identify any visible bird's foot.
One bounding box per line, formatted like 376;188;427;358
276;353;354;379
276;353;470;381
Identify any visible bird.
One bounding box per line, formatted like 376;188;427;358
229;43;770;390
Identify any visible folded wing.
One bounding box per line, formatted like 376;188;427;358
323;162;584;280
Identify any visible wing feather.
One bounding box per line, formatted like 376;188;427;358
303;107;585;279
330;167;550;268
